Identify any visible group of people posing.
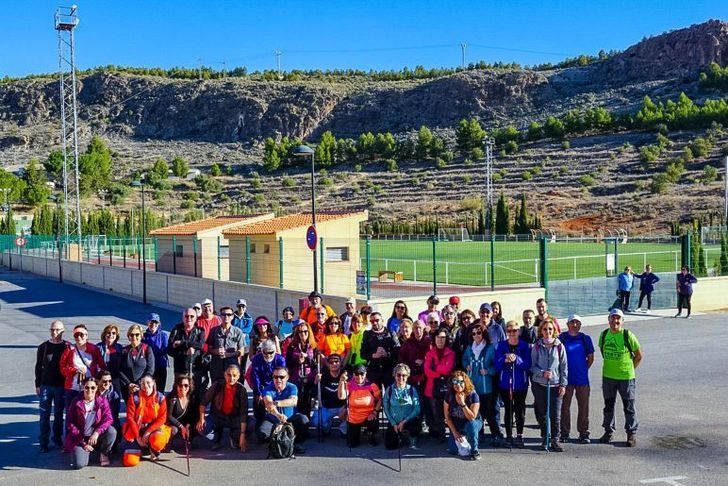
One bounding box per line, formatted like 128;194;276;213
35;292;643;467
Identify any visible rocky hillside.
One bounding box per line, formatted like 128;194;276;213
0;19;727;234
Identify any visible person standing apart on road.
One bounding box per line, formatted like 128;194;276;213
494;321;531;448
617;266;635;313
61;324;105;408
558;315;594;444
65;377;116;468
35;320;69;452
675;266;698;318
531;318;568;452
634;264;660;313
598;309;642;447
118;324;155;401
142;313;169;393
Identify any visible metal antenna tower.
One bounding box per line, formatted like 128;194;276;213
55;5;82;257
460;42;467;68
274;50;282;77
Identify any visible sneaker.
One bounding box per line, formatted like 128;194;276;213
550;440;564;452
578;435;591;444
685;314;691;319
409;437;419;450
560;435;570;443
626;434;637;447
540;439;548;451
470;450;481;460
515;436;525;448
674;312;682;318
634;308;642;313
99;453;110;467
599;432;613;444
294;444;306;455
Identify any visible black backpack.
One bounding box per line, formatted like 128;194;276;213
598;329;634;358
267;422;295;459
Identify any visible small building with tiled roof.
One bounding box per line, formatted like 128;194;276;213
150;213;274;279
222;211;368;295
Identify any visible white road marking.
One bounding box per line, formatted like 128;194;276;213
639;477;688;485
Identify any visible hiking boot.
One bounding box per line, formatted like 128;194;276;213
550;440;564;452
408;437;419;449
540;438;548;451
599;432;613;444
560;434;570;443
626;434;637;447
578;435;591;444
514;436;525;448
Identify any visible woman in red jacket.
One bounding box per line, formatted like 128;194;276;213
423;326;455;442
60;324;105;408
121;375;171;466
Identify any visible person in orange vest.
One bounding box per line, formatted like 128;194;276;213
300;291;335;326
121;375;171;466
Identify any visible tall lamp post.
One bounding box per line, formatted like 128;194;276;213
131;179;147;304
293;145;317;292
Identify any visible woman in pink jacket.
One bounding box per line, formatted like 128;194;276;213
423;326;455;442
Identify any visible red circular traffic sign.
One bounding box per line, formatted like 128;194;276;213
306;225;317;250
15;236;26;248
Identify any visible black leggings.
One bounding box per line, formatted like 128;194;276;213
347;418;379;447
499;388;527;437
637;290;652;310
677;293;692;315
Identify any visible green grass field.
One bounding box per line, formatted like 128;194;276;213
360;239;720;287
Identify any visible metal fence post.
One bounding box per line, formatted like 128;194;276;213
490;234;496;291
217;236;221;281
366;236;371;301
245;236;251;284
319;237;325;294
539;236;549;300
193;238;198;277
614;238;619;274
172;235;177;274
137;237;141;270
123;241;127;268
279;237;284;289
109;238;113;266
97;238;101;264
153;237;158;272
432;235;437;296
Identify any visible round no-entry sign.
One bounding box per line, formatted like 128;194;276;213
306;225;317;250
15;236;26;248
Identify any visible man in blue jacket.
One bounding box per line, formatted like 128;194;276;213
142;313;169;392
634;265;660;313
232;298;253;367
617;267;635;312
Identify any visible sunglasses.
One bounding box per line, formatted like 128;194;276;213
395;373;408;378
354;371;366;376
316;313;327;317
506;329;519;334
73;332;87;338
444;312;455;316
101;379;112;384
452;379;465;385
273;375;287;380
328;359;340;364
107;331;118;335
394;306;405;310
50;328;64;332
185;315;196;319
177;383;190;388
329;322;340;326
299;329;309;334
84;386;97;390
222;313;234;317
471;331;482;336
263;351;275;356
129;333;141;337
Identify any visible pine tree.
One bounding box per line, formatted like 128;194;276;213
720;234;728;275
4;208;16;235
416;126;433;160
22;158;50;207
514;194;529;234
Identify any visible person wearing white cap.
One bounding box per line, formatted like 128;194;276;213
558;315;594;444
340;298;357;335
598;308;643;447
192;303;202;318
196;298;221;353
232;299;253;369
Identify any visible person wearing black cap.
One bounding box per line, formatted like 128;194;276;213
276;306;298;341
300;291;335;326
361;312;400;390
417;295;441;324
337;364;381;447
142;313;169;393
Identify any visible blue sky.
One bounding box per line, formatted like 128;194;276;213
2;1;725;77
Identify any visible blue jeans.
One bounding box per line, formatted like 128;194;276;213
39;385;65;447
310;407;342;434
448;416;483;454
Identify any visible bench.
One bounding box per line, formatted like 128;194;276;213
378;270;404;283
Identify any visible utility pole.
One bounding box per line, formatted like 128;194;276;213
483;137;494;236
197;58;203;80
222;60;227;78
460;42;467;69
274;50;282;77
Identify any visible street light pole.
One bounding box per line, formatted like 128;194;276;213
294;145;318;292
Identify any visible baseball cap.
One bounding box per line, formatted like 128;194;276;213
609;308;624;317
282;306;295;314
147;313;160;323
567;314;582;323
193;303;201;310
309;291;322;300
202;298;213;306
353;364;367;374
236;298;247;306
479;303;493;313
449;296;461;305
427;295;440;304
346;297;356;305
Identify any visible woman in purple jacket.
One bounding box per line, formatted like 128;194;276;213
494;321;532;448
65;377;116;469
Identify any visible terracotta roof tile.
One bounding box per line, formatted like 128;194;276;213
150;215;268;236
223;211;366;236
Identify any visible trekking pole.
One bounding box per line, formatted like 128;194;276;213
397;431;402;473
184;433;191;477
545;351;551;453
316;352;323;443
509;362;514;452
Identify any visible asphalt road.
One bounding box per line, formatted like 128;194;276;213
0;268;726;485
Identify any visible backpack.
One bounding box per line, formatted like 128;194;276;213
267;422;296;459
598;329;634;358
